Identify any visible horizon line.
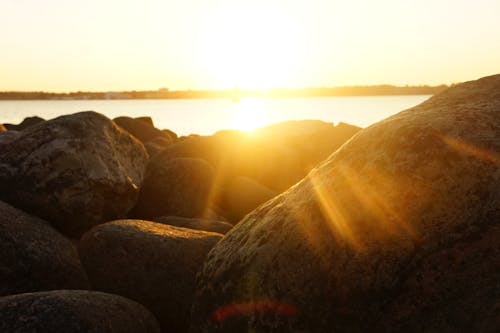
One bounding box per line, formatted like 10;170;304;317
0;83;451;95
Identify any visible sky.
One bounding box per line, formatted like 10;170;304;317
1;0;500;91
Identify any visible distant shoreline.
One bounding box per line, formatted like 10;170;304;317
0;85;447;101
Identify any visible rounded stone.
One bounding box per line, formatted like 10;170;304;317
131;157;214;219
0;111;148;237
0;200;89;297
153;216;233;234
79;219;223;332
0;290;160;333
191;75;500;332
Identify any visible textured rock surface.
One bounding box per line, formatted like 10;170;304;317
0;111;148;236
4;116;45;131
131;157;214;219
79;219;222;332
153;216;233;234
0;200;89;296
191;75;500;332
0;290;160;333
0;131;19;145
144;135;173;157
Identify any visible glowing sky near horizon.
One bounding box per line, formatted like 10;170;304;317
1;0;499;91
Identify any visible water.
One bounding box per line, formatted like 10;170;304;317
0;95;431;135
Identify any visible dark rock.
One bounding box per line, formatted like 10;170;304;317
199;208;229;222
79;219;222;333
135;116;154;126
0;200;89;296
0;131;20;145
153;216;233;234
0;111;148;237
0;290;160;333
216;176;277;223
4;116;45;131
144;135;173;157
114;116;171;144
190;75;500;332
163;128;178;140
131;157;214;220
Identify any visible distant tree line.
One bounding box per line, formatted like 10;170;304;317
0;85;448;100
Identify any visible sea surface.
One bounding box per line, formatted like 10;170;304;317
0;95;431;135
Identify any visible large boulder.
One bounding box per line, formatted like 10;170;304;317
158;122;359;194
4;116;45;131
0;290;160;333
79;219;223;332
0;111;148;237
153;216;233;234
0;200;89;296
131;157;214;219
216;176;277;223
191;75;500;332
156;132;304;192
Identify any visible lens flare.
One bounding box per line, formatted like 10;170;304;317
213;300;298;322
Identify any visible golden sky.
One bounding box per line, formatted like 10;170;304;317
1;0;500;91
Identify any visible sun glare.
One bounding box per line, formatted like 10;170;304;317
198;2;304;89
231;99;269;131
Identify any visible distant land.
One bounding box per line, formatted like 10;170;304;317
0;85;449;100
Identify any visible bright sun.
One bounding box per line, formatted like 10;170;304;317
231;98;269;131
198;2;304;89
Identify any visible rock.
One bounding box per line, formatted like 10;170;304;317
163;128;178;140
0;131;19;145
0;290;160;333
199;208;229;222
0;111;148;237
254;120;361;173
0;124;6;132
144;135;173;157
157;132;303;192
114;116;171;144
79;219;223;332
216;176;277;223
254;119;335;137
295;122;361;170
4;116;45;131
153;216;233;234
131;157;214;220
214;131;304;192
0;200;89;296
190;75;500;332
135;116;154;126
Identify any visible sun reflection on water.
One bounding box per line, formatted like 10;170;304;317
231;98;270;132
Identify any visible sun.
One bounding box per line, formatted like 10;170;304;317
198;2;304;89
